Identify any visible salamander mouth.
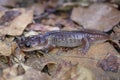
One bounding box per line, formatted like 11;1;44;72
21;45;45;51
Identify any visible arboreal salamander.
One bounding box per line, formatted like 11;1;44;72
18;29;110;54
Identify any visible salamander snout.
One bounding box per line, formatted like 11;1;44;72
17;36;40;48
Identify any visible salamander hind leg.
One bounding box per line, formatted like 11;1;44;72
80;37;91;55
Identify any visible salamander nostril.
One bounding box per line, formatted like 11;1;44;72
25;42;31;47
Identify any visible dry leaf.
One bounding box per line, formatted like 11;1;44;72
1;64;19;80
71;3;120;31
112;22;120;40
42;14;79;31
0;0;16;7
0;40;17;56
97;54;119;72
0;64;52;80
59;64;94;80
0;8;33;36
29;3;45;17
24;30;39;37
52;42;120;80
25;51;57;71
26;23;60;32
22;63;52;80
0;10;21;26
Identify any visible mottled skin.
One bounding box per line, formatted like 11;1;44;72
18;29;110;54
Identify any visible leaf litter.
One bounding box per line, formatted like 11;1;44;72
0;0;120;80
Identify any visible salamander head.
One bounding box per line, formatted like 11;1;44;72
18;34;47;51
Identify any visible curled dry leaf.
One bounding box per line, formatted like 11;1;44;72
51;59;75;79
107;40;120;53
52;63;94;80
71;3;120;31
61;64;94;80
26;23;60;32
0;8;33;36
25;51;58;72
23;65;52;80
97;54;119;72
24;30;39;37
0;64;52;80
1;64;20;80
12;47;26;64
0;40;17;56
112;22;120;40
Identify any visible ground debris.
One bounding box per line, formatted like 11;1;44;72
0;1;120;80
97;54;119;72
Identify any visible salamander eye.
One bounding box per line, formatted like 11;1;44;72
25;41;31;47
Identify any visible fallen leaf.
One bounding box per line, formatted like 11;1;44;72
22;64;52;80
0;0;16;7
58;64;94;80
71;3;120;31
97;54;119;72
42;14;80;31
51;42;120;80
26;23;60;32
0;64;52;80
0;40;17;56
1;64;19;80
0;8;33;36
24;30;39;37
0;10;21;26
29;3;45;17
112;22;120;40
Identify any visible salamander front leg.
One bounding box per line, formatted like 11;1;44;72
42;42;55;54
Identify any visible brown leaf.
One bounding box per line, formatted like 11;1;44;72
58;64;94;80
112;22;120;40
22;64;52;80
0;10;21;26
51;42;120;80
71;3;120;31
0;0;16;7
0;64;52;80
29;3;45;17
26;23;60;32
0;40;17;56
0;8;33;36
97;54;119;72
42;14;79;31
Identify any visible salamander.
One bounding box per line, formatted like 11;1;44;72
18;29;110;54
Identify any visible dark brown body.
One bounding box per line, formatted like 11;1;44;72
18;30;110;54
